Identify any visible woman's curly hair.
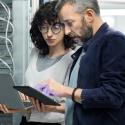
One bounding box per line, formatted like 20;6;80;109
30;0;75;56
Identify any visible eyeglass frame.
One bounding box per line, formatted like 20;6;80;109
38;22;65;34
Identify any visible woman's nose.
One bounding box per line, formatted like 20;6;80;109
47;28;53;37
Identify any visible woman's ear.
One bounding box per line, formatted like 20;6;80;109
84;9;94;23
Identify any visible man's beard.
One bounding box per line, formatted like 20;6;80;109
80;18;93;43
72;25;92;45
69;18;93;45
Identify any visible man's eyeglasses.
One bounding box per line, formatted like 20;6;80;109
39;23;64;34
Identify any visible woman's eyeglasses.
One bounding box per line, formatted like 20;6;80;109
39;23;64;34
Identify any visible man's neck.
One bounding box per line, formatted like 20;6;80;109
92;17;103;36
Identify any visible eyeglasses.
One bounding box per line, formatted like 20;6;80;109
39;23;64;34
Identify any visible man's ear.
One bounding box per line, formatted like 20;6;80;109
84;9;94;23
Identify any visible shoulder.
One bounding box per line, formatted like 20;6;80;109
28;47;40;63
100;30;125;59
102;28;125;43
97;28;125;52
30;47;39;57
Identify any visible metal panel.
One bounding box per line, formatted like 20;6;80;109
0;0;13;74
12;0;31;85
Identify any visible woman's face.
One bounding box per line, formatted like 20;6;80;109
39;22;65;48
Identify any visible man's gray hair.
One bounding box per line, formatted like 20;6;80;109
55;0;100;15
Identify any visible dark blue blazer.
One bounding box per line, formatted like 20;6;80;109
72;23;125;125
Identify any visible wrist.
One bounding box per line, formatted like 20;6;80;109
55;103;65;113
63;86;74;98
75;88;83;103
62;86;83;103
72;88;83;103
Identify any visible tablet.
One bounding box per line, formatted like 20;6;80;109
13;86;60;106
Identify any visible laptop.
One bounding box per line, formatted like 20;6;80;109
0;74;31;109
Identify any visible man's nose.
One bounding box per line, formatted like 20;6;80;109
64;26;71;35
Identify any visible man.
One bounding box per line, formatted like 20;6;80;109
33;0;125;125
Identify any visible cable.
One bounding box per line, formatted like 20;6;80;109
0;1;9;16
0;36;13;48
0;36;13;59
0;58;12;74
0;0;14;76
0;17;14;38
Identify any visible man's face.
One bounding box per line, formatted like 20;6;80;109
59;3;92;42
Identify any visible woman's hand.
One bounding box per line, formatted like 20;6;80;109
30;97;65;113
19;92;30;102
0;104;22;113
0;104;10;113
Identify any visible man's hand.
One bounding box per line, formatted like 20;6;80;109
43;79;74;97
43;79;83;103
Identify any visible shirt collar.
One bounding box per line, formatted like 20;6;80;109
82;23;109;52
71;46;83;61
93;22;109;40
71;23;110;59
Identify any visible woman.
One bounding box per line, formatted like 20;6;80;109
22;1;76;125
